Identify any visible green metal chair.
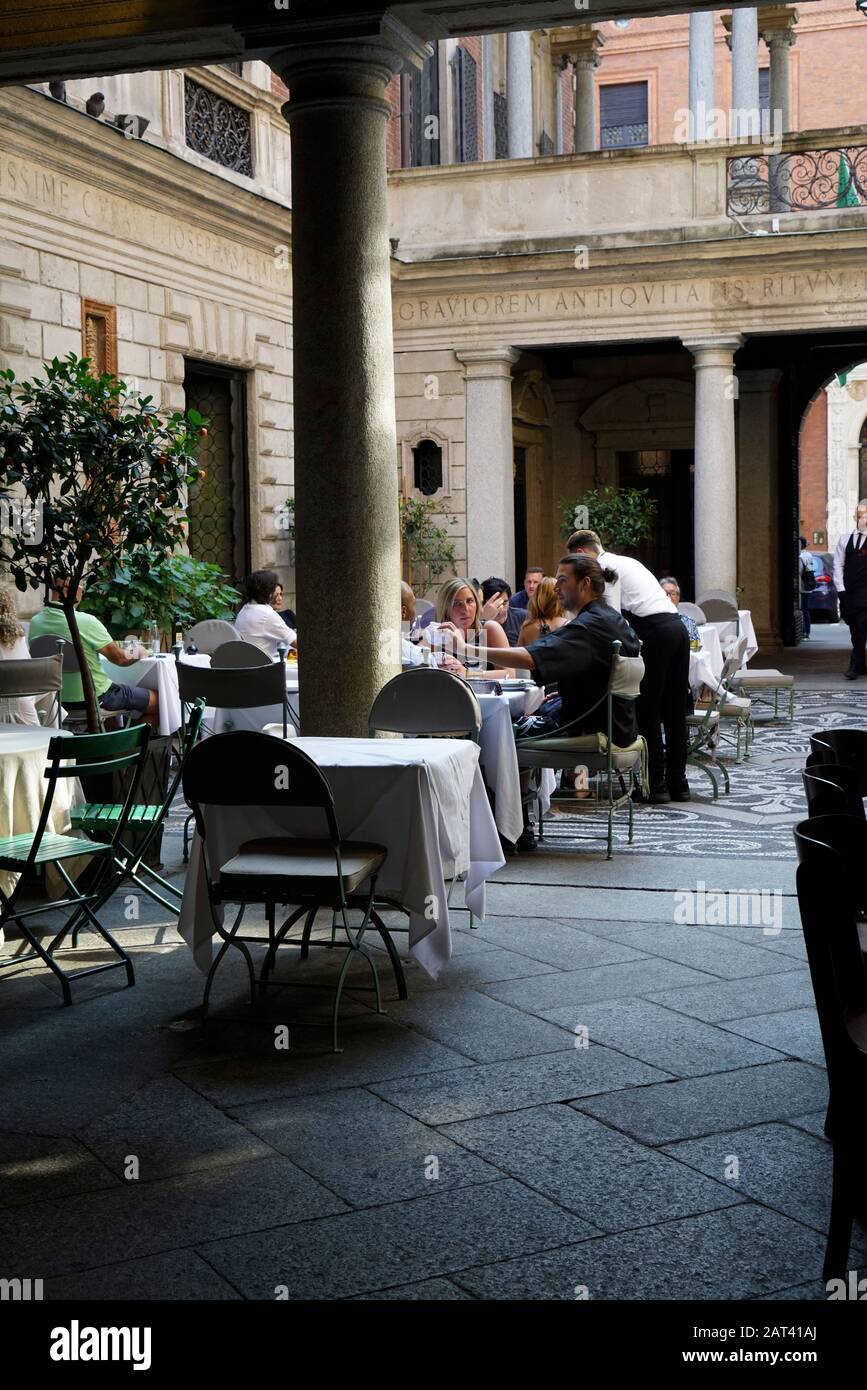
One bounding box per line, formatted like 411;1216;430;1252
515;640;646;860
0;724;150;1004
70;699;205;915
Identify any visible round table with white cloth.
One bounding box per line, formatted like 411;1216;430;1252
178;736;504;981
475;688;556;841
100;653;182;737
0;723;80;924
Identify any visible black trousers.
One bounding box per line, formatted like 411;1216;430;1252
848;604;867;673
626;611;690;791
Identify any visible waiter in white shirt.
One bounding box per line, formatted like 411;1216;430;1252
568;529;690;803
833;500;867;679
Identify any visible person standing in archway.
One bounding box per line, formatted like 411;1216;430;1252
833;501;867;679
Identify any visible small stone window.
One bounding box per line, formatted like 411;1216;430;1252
81;300;117;377
413;438;444;496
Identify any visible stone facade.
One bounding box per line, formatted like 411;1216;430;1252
0;68;294;615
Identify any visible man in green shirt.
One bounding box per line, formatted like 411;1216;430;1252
29;580;159;727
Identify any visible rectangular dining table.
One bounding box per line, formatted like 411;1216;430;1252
178;735;505;980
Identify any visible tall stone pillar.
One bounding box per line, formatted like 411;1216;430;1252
456;347;520;584
271;21;428;735
684;336;743;598
737;369;782;647
554;56;565;155
688;12;715;141
549;26;604;154
482;34;495;160
730;9;760;138
760;9;797;137
507;31;533;158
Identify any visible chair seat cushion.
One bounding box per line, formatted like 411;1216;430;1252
0;831;108;867
687;711;720;726
734;669;794;687
218;837;387;896
71;803;160;828
516;732;644;772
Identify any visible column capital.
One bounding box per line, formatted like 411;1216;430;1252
683;335;744;364
548;24;605;68
269;14;429;115
758;5;799;46
456;347;520;379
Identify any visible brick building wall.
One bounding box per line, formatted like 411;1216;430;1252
799;389;828;547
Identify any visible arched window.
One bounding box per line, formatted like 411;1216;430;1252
412;437;443;495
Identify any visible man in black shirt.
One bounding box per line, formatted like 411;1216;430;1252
440;555;641;847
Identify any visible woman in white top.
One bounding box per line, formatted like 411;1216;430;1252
0;589;40;725
235;570;297;659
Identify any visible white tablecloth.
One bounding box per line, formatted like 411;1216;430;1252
178;736;504;980
0;723;79;912
100;654;181;737
703;611;758;663
475;688;556;841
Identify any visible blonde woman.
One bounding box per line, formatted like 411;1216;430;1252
435;577;512;675
0;589;40;725
518;577;568;647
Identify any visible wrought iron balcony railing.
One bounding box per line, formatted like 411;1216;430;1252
727;145;867;216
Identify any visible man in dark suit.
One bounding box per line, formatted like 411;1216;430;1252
833;501;867;679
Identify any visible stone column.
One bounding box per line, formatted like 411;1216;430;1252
730;9;760;139
554;57;565;155
761;20;796;137
271;22;428;735
549;26;604;154
573;51;599;153
688;12;715;141
507;31;533;158
684;336;744;598
737;369;782;647
482;34;495;160
456;347;520;583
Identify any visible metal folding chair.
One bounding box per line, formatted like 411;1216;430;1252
0;724;150;1004
0;652;63;727
183;619;239;654
515;640;646;860
211;641;271;668
183;731;388;1051
70;699;205;915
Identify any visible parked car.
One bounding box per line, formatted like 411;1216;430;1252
806;551;840;622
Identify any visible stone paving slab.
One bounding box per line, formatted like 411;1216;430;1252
44;1250;243;1301
465;917;648;970
646;969;815;1023
370;1046;670;1126
660;1123;842;1235
199;1179;594;1299
441;1103;744;1232
717;1008;825;1066
537;999;786;1078
0;1131;120;1210
75;1075;274;1182
554;922;806;981
0;1155;347;1279
352;1277;474;1300
481;958;719;1014
450;1205;833;1301
572;1062;829;1145
381;987;577;1063
229;1086;502;1207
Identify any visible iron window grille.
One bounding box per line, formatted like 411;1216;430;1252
185;76;253;176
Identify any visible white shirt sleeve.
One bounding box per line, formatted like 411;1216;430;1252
833;533;848;593
598;552;622;611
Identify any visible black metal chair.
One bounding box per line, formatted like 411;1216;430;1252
808;730;867;797
211;641;271;668
0;652;63;727
182;731;388;1051
0;724;150;1004
367;667;482;742
793;814;867;1281
802;764;865;821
